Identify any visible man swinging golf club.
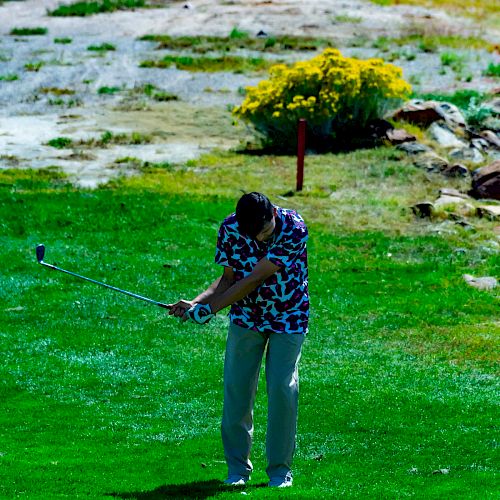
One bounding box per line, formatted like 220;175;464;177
169;192;309;488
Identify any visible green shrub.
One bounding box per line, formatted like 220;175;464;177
233;48;411;152
98;86;121;94
464;98;495;130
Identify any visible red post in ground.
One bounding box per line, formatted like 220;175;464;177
296;118;306;192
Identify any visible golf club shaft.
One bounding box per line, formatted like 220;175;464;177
39;261;171;309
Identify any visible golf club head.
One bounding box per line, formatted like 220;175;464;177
36;244;45;263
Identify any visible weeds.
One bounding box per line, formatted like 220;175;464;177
484;62;500;77
46;131;154;149
54;37;73;44
139;33;334;54
98;86;121;95
87;43;116;52
40;87;76;96
48;0;146;17
24;62;44;72
140;54;275;73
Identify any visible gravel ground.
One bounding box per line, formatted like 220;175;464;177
0;0;498;186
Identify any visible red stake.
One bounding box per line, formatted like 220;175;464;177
296;118;306;192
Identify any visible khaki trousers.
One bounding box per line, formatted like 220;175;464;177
221;322;305;479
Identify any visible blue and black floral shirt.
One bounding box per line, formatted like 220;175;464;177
215;206;309;334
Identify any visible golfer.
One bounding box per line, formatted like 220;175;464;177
169;192;309;488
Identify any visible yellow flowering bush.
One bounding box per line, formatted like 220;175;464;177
233;48;411;151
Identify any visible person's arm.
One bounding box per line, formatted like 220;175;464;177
209;258;280;314
169;266;235;318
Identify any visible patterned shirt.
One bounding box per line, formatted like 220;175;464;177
215;206;309;335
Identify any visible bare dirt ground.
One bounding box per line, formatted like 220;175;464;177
0;0;498;186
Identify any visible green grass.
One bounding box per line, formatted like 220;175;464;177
24;61;44;72
138;33;335;54
9;27;48;36
140;54;277;73
98;86;121;95
0;147;498;498
48;0;146;16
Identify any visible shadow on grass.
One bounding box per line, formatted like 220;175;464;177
109;479;268;499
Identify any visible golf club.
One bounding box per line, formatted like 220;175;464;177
36;244;171;310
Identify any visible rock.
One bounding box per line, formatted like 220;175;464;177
390;100;466;129
256;30;269;38
471;138;490;151
429;122;466;148
391;100;442;127
438;188;471;199
396;142;432;155
483;97;500;116
463;274;498;290
386;128;416;144
476;205;500;220
449;147;484;164
434;195;475;214
435;102;466;129
412;201;434;218
480;130;500;149
183;2;193;8
413;152;448;172
482;116;500;132
470;160;500;200
442;163;469;178
367;119;394;140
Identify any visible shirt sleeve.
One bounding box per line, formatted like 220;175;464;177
215;222;231;267
267;214;308;268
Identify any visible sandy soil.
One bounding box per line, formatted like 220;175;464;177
0;0;498;187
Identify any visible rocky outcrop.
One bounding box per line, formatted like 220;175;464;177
470;160;500;200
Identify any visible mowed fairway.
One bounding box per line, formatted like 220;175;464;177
0;150;498;498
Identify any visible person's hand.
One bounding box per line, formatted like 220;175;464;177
168;300;194;318
183;303;215;325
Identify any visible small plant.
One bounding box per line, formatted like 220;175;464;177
54;37;73;44
229;27;249;39
98;86;121;95
440;51;465;74
40;87;76;95
10;27;48;36
484;63;500;77
48;0;146;16
464;98;495;130
0;74;19;82
233;48;411;152
47;137;73;149
24;61;44;72
87;42;116;52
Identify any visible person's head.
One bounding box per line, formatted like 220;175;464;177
236;192;277;241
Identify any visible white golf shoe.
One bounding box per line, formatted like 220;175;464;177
223;475;249;486
268;472;293;488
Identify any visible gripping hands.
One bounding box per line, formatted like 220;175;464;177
168;300;215;325
183;303;215;324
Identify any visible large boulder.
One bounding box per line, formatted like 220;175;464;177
391;100;466;129
470;160;500;200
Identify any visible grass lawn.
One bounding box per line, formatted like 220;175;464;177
0;148;498;498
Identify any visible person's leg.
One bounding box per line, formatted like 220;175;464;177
265;333;305;484
222;323;268;479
